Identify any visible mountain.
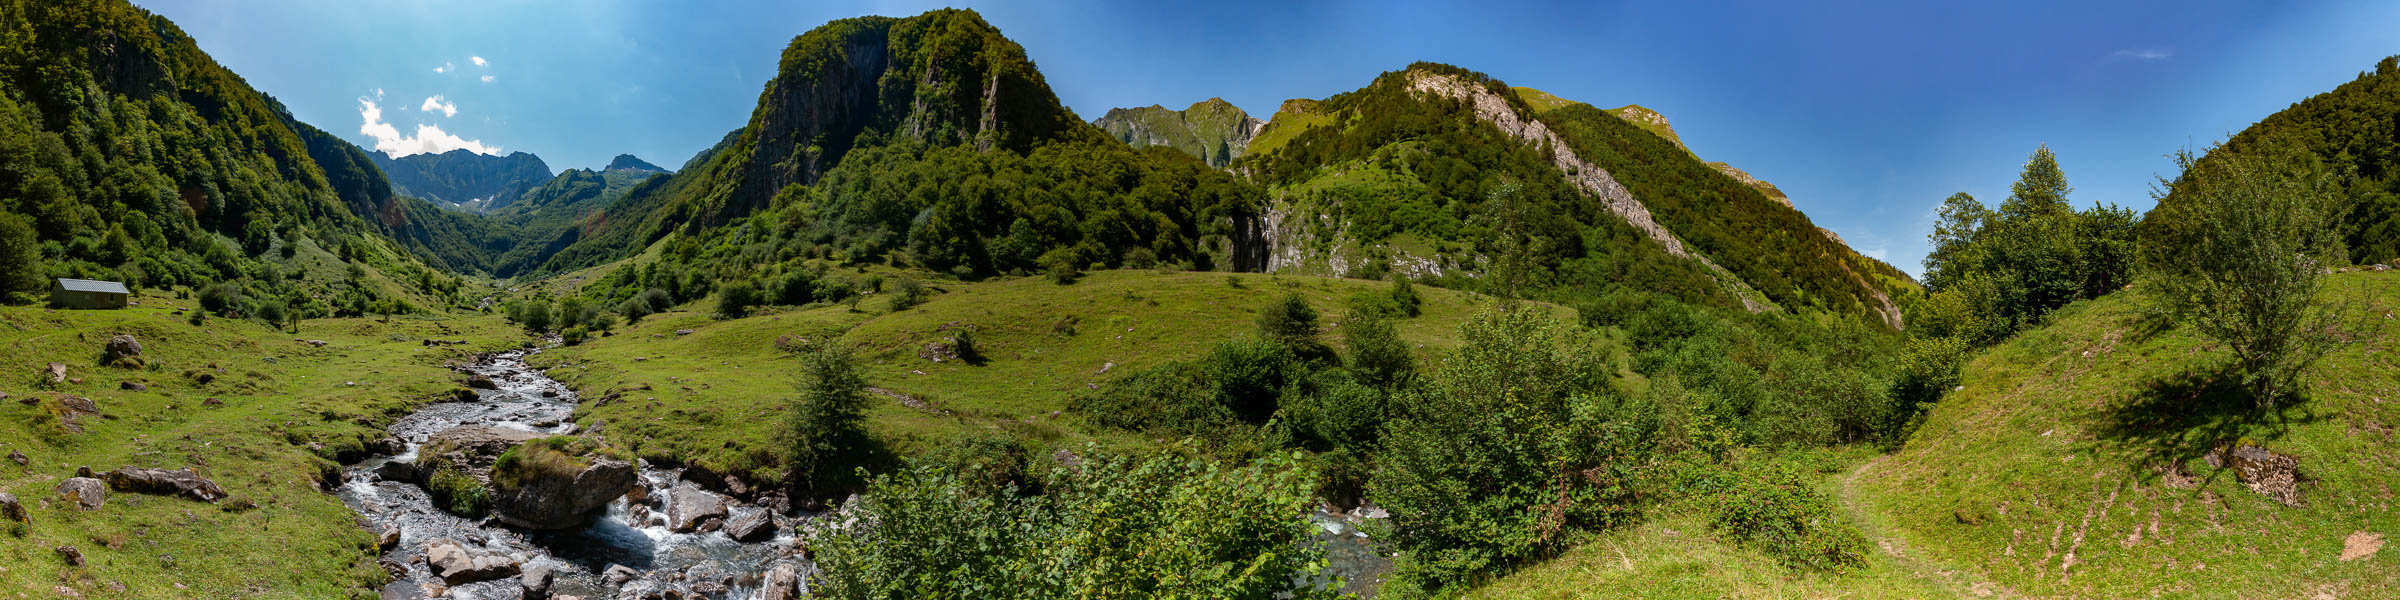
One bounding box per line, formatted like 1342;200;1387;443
524;9;1261;281
0;0;471;311
1093;98;1265;167
2147;55;2400;265
1240;64;1911;326
371;149;554;212
604;153;667;173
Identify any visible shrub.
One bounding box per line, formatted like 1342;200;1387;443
1343;314;1415;390
716;280;761;319
561;326;589;346
1389;275;1422;317
814;276;857;303
588;312;618;334
2141;141;2349;406
511;301;554;332
807;447;1338;600
773;270;816;305
887;277;927;312
1040;249;1081;285
1206;337;1299;421
1256;292;1320;347
1692;458;1869;572
785;345;870;496
1122;247;1158;269
1074;361;1230;435
950;328;978;361
0;212;41;298
198;282;245;315
634;288;674;314
1372;306;1633;590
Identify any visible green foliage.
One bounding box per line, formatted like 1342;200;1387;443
807;447;1337;600
2140;141;2349;406
1256;292;1320;347
1205;337;1300;421
490;438;592;492
1343;314;1415;391
716;280;761;319
1372;306;1637;590
1040;249;1081;285
509;300;554;332
561;326;589;346
1917;147;2141;345
0;212;39;297
424;463;489;518
2157;55;2400;264
785;345;871;495
887;277;927;311
1388;276;1422;317
1688;457;1869;572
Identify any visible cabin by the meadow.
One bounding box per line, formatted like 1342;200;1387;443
50;278;129;309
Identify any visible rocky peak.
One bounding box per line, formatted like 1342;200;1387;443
604;154;666;173
1092;97;1264;167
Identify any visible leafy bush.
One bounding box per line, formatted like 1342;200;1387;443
1343;314;1415;390
0;212;40;299
774;270;817;305
1205;337;1299;421
807;447;1338;600
1256;292;1319;347
1040;249;1080;285
887;277;927;311
561;326;589;346
716;280;761;319
510;301;554;332
1389;276;1422;317
1690;458;1869;572
1372;306;1636;590
198;282;247;315
1074;361;1232;435
785;345;871;496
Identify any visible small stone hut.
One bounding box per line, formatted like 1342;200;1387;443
50;278;129;309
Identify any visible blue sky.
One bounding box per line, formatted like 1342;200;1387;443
144;0;2400;277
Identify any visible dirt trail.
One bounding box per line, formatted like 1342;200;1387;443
1838;457;2021;599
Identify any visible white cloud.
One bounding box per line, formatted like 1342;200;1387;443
359;97;500;158
434;61;455;74
470;56;487;67
420;95;458;117
2108;48;2171;61
373;88;384;99
480;75;495;83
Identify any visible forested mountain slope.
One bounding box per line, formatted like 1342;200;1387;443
0;0;475;313
1092;97;1265;167
370;149;552;212
1238;63;1912;326
2150;56;2400;265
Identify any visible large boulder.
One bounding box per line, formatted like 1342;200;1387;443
104;335;143;368
422;538;522;584
2209;441;2304;507
665;484;728;533
758;562;802;600
491;457;637;530
0;491;26;523
426;426;542;460
54;477;105;510
724;509;776;542
101;467;226;503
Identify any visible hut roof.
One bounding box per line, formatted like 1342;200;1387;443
56;278;129;294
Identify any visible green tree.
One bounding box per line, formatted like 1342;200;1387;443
1922;192;1989;292
785;345;871;495
716;280;761;319
2141;142;2349;406
1344;314;1415;390
1999;145;2073;222
0;212;41;299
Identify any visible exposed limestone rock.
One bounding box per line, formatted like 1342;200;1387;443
55;477;106;510
101;467;226;503
725;509;776;542
1403;71;1770;313
0;491;26;523
2207;441;2304;507
666;484;728;533
422;538;521;584
103;335;143;368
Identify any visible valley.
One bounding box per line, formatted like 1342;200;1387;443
1;1;2395;598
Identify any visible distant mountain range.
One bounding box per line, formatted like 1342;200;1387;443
1092;98;1264;167
371;149;553;212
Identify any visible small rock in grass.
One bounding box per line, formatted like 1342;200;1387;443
56;545;82;567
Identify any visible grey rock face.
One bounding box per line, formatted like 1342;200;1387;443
724;509;776;542
422;538;522;584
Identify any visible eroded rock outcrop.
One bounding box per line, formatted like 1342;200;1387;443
101;467;226;503
490;456;636;530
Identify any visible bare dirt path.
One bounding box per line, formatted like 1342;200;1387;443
1837;456;2022;599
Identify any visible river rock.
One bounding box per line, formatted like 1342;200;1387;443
665;485;727;533
104;335;142;367
468;376;499;390
0;491;25;523
758;562;801;600
376;523;401;551
55;477;105;510
602;563;641;585
374;437;406;456
491;457;636;530
422;538;521;584
102;467;226;503
520;562;555;598
373;460;419;484
724;509;775;542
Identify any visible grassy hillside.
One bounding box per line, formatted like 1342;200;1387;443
1853;271;2400;597
526;269;1563;486
0;292;524;597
